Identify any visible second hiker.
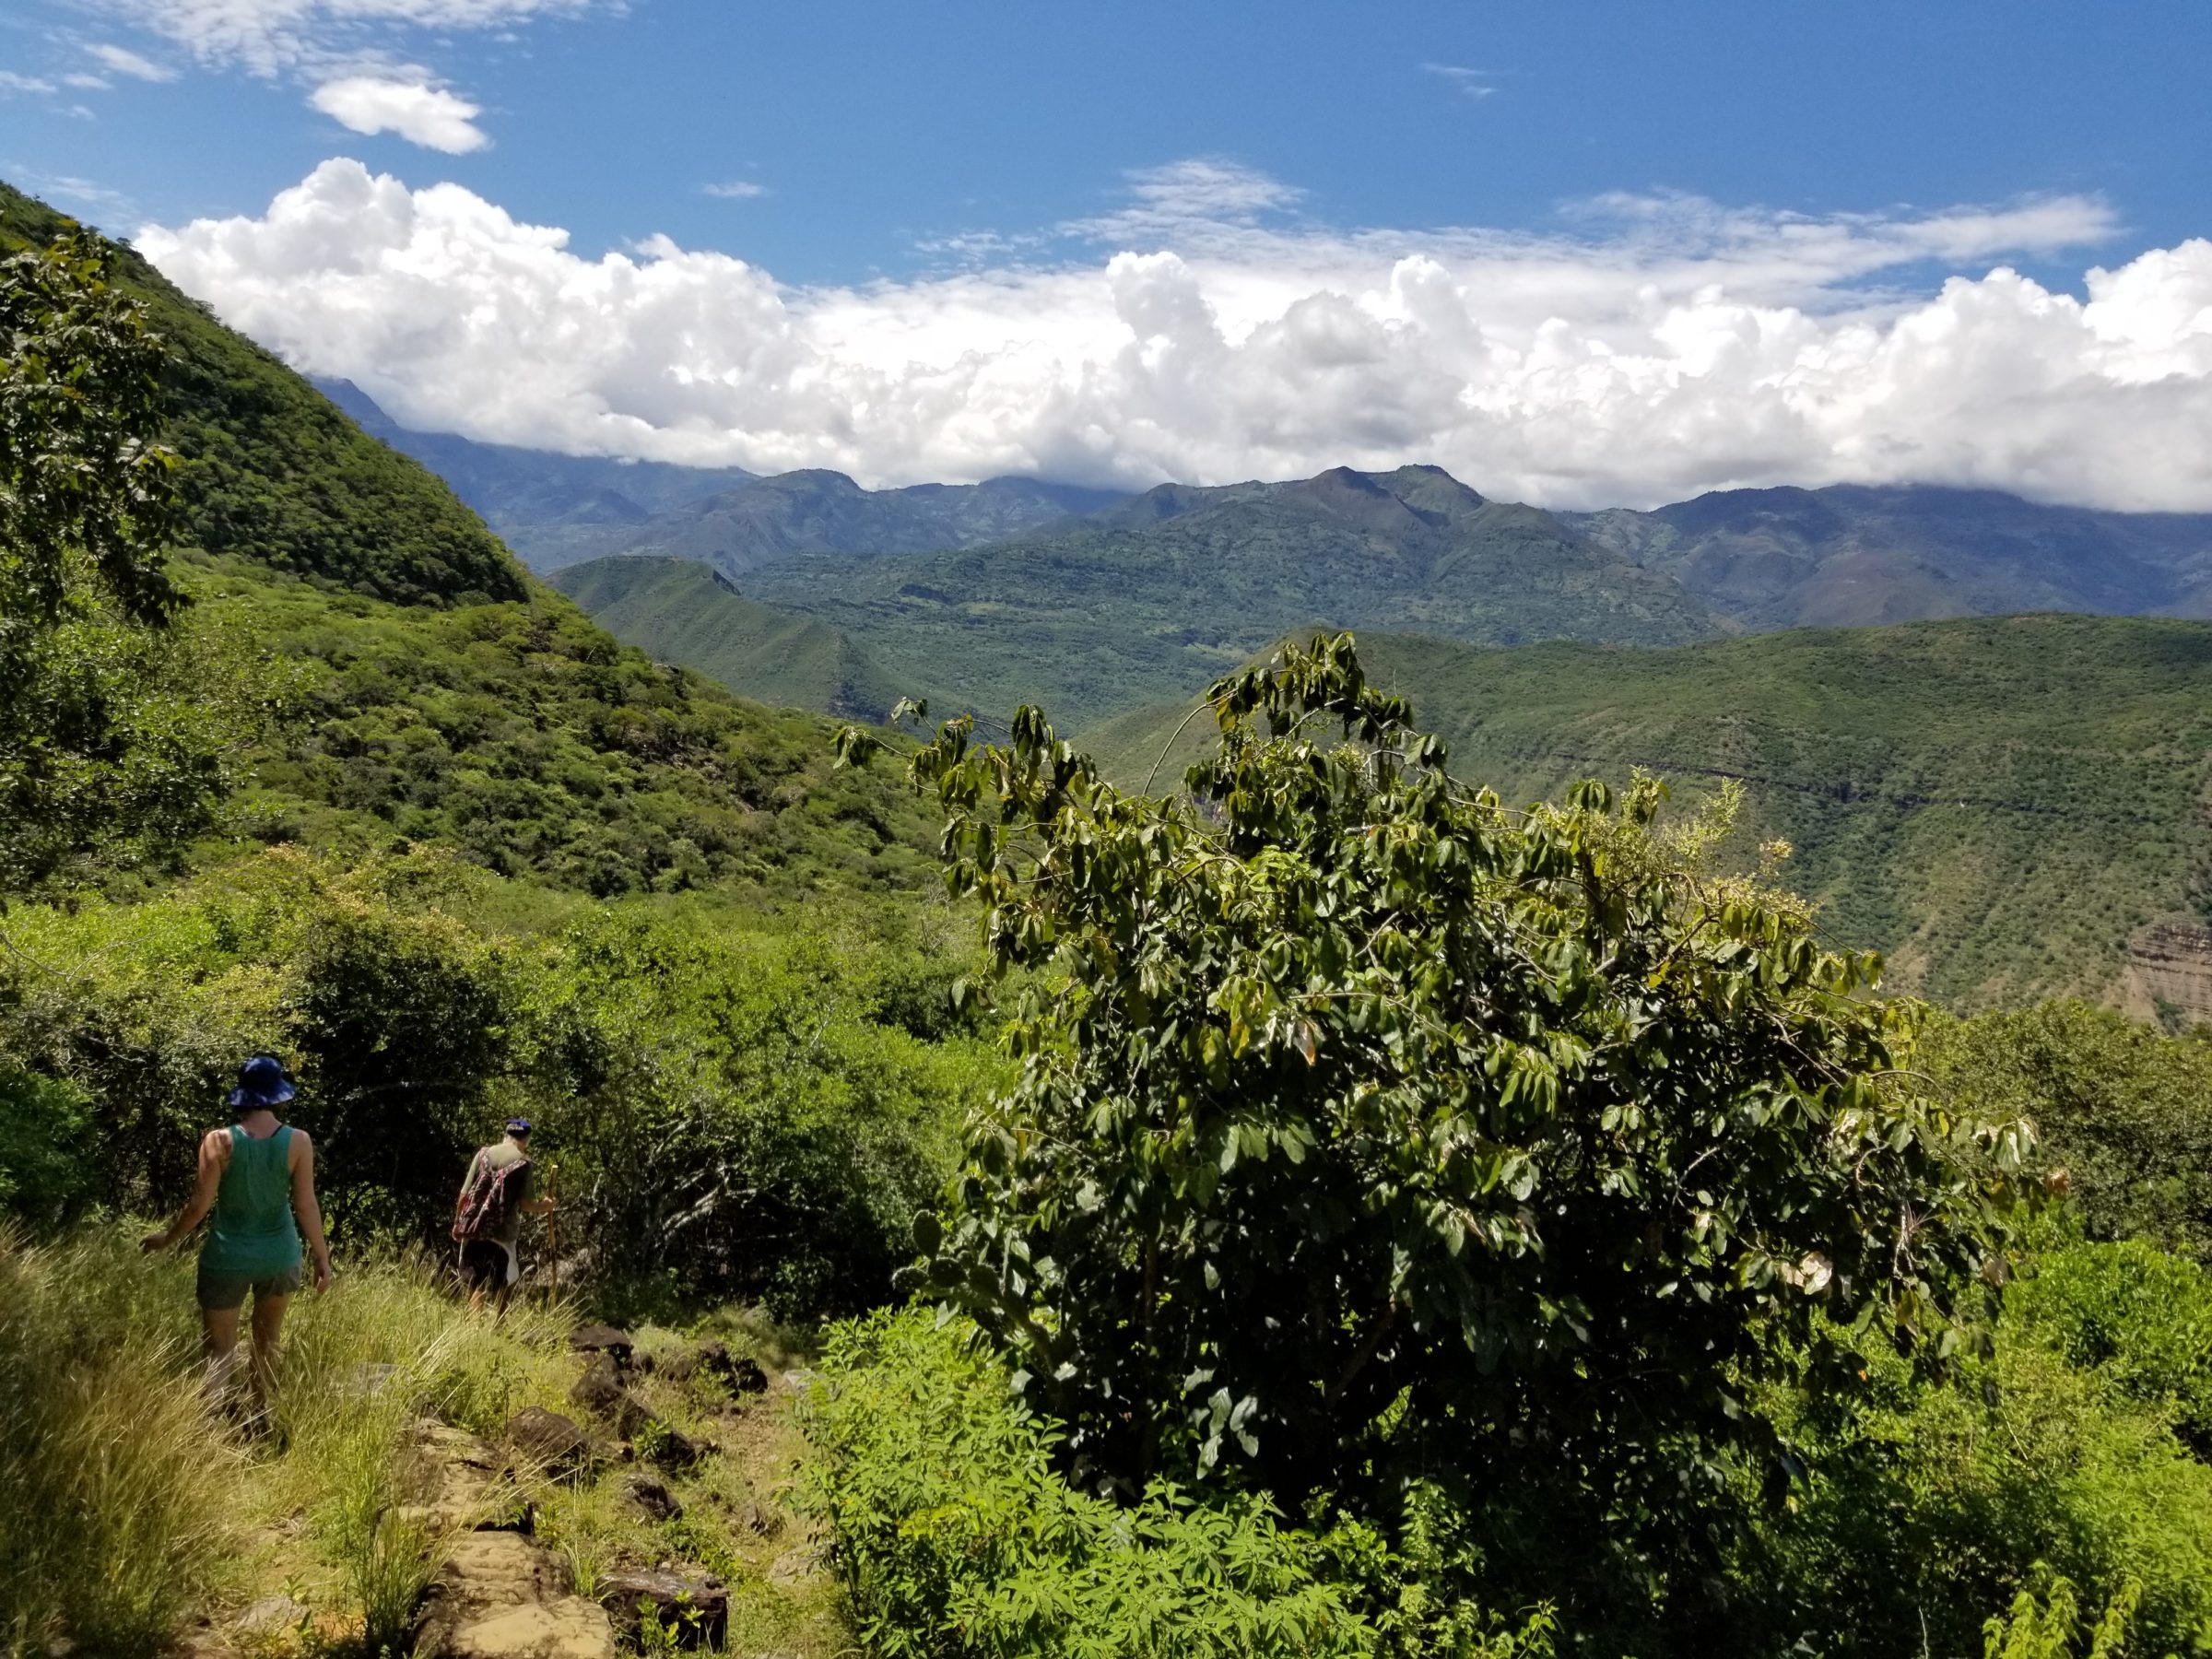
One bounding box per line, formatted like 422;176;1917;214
453;1116;557;1312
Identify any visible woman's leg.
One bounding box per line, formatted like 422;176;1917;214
248;1290;291;1413
201;1304;241;1408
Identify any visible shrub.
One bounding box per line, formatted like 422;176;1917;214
0;1060;92;1225
1738;1317;2212;1656
1923;1001;2212;1260
2007;1235;2212;1453
854;636;2023;1550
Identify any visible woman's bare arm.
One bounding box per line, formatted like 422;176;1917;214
141;1130;227;1252
290;1130;334;1292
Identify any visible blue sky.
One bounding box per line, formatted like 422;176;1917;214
9;1;2210;284
6;2;2212;508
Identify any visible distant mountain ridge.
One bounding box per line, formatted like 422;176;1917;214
611;469;1125;577
1567;484;2212;629
316;378;1124;575
742;463;1726;724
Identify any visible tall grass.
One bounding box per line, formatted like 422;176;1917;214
0;1231;576;1659
0;1227;247;1659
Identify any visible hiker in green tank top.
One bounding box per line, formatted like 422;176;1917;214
142;1055;334;1419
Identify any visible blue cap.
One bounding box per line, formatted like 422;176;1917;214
228;1054;295;1111
505;1117;533;1135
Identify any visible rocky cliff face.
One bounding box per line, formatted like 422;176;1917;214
2123;918;2212;1025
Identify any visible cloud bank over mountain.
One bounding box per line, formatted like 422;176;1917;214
138;156;2212;510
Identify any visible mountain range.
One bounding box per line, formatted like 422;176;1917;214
315;378;1120;575
332;381;2212;732
28;158;2212;1013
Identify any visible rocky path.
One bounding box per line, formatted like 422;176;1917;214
168;1319;845;1659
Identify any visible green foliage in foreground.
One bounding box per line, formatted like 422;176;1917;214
1738;1242;2212;1656
810;1259;2212;1659
1088;617;2212;1008
0;849;996;1316
0;180;524;606
805;1310;1555;1659
0;1232;587;1659
862;636;2020;1544
0;1230;242;1657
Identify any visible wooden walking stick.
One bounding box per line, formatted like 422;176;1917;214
546;1159;559;1306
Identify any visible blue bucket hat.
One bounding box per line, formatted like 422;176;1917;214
228;1053;296;1110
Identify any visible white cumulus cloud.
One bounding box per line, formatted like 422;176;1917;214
135;157;2212;511
311;74;488;152
703;181;767;200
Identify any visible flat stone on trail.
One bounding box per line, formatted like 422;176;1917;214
621;1471;684;1522
568;1353;627;1416
598;1569;729;1649
415;1530;614;1659
506;1406;594;1477
567;1324;635;1363
233;1594;309;1635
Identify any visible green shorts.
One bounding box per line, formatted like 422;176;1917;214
196;1259;304;1312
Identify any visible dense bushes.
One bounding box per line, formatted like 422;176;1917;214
1924;1000;2212;1260
0;847;995;1316
1733;1245;2212;1655
805;1310;1554;1659
864;637;2021;1548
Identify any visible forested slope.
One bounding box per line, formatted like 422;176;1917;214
1088;615;2212;1008
551;554;923;724
0;182;523;606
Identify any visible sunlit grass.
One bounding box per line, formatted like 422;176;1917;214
0;1228;248;1658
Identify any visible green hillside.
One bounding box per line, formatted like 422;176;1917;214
0;182;936;904
1087;615;2212;1009
552;554;923;723
0;185;524;606
746;464;1725;724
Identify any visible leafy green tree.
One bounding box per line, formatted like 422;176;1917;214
0;230;247;886
849;636;2025;1547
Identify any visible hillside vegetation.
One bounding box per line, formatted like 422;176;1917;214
13;180;2212;1659
551;555;921;724
1088;615;2212;1008
0;185;522;606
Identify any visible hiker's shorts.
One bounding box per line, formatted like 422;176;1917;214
196;1260;304;1311
458;1238;518;1291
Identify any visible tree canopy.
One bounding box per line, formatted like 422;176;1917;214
847;634;2029;1542
0;232;253;888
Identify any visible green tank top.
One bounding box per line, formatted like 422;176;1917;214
201;1124;303;1277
